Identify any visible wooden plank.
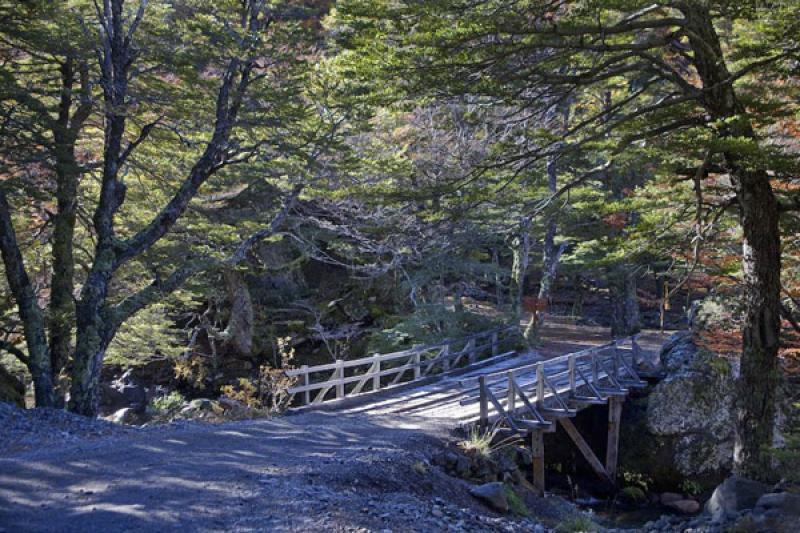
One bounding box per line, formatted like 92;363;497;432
335;360;344;399
301;365;309;405
351;359;378;395
485;388;519;431
559;418;613;485
479;375;489;430
373;356;381;391
606;396;623;482
568;355;576;393
509;376;548;426
506;370;516;414
531;430;545;496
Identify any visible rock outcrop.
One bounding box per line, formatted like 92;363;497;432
619;331;736;490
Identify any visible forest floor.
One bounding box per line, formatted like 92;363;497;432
0;320;672;532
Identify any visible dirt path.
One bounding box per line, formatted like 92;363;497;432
0;411;549;532
0;322;672;532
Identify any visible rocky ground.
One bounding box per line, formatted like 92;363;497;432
0;403;576;532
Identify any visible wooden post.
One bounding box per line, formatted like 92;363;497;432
491;332;499;356
568;355;576;394
413;351;421;380
536;364;544;407
467;338;476;364
531;430;545;496
442;344;450;371
592;355;599;385
301;365;310;405
335;359;344;399
606;397;623;482
506;370;516;415
372;355;381;391
479;375;488;430
631;338;641;367
612;347;620;382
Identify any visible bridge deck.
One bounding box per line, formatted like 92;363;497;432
304;323;668;428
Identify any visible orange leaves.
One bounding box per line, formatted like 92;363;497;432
696;328;742;356
602;212;627;230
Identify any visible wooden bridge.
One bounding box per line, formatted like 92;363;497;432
286;319;666;494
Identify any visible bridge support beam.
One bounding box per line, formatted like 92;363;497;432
606;397;623;483
559;418;613;486
530;429;545;496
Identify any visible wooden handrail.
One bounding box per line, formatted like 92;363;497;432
288;325;518;405
476;334;646;430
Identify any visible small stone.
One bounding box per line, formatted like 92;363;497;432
660;492;683;505
469;482;509;513
666;499;701;514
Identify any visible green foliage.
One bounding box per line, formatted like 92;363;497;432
150;391;186;414
366;305;502;354
621;470;652;493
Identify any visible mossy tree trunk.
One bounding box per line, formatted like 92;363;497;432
682;3;782;480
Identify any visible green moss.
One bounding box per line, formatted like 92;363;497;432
620;486;647;503
504;485;530;517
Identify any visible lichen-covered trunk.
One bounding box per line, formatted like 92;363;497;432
49;154;79;387
0;192;56;407
68;252;115;416
681;2;783;480
730;166;782;480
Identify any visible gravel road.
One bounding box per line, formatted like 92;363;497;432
0;407;547;532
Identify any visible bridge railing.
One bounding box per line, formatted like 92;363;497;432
475;335;647;432
286;325;518;406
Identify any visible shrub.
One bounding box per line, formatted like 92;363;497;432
150;391;185;414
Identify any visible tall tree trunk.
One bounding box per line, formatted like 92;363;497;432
682;3;782;480
509;216;531;318
492;248;503;307
0;191;56;407
69;262;115;416
610;269;640;337
730;166;782;478
538;156;568;302
525;155;567;342
48;57;89;389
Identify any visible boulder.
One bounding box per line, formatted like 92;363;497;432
470;482;509;513
106;407;140;425
0;365;25;407
665;499;701;514
705;475;769;522
754;491;800;516
100;369;147;413
182;398;216;412
619;332;736;490
750;491;800;533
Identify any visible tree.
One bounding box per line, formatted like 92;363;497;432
333;0;800;479
0;0;325;415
